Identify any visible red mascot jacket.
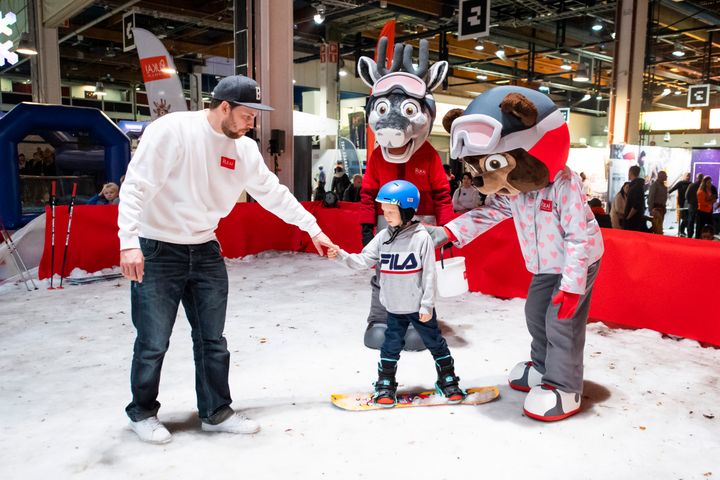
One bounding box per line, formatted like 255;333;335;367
359;141;454;226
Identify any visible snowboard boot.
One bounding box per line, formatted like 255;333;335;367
508;361;543;392
524;384;581;422
372;359;398;408
434;355;465;404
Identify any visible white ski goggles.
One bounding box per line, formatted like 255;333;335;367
449;114;504;159
372;72;426;99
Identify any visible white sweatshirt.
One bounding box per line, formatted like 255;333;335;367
118;110;321;250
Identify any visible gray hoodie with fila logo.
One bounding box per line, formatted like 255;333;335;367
336;223;435;315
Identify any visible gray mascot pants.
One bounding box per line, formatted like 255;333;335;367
365;266;426;351
524;260;600;394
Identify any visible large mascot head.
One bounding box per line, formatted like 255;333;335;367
443;86;570;195
358;37;448;164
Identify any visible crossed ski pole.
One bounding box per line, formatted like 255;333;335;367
0;218;38;291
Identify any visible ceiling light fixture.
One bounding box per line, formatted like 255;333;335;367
574;63;590;82
94;82;107;97
339;68;348;77
581;93;591;101
560;60;573;71
674;90;682;95
672;43;685;57
16;32;38;55
591;20;603;32
539;85;550;93
596;93;603;100
313;4;325;24
476;73;487;80
662;87;671;95
495;47;506;60
474;40;484;51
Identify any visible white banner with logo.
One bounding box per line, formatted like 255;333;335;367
132;27;187;120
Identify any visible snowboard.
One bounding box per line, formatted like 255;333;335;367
331;386;500;411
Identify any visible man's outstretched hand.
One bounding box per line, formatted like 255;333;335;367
311;232;339;256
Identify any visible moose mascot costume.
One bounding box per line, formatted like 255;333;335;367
431;86;604;421
357;38;454;351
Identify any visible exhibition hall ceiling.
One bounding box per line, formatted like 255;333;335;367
2;0;718;110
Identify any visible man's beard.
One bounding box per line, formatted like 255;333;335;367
221;119;243;139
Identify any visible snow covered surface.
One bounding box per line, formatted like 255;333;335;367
0;251;717;479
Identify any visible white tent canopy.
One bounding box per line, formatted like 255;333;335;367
293;111;338;136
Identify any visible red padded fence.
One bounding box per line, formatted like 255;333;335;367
39;202;720;346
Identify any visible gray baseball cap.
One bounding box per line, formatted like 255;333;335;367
211;75;274;111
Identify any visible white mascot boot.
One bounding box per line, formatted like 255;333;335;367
508;361;543;392
524;384;581;422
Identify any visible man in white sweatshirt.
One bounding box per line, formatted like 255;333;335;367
118;75;337;444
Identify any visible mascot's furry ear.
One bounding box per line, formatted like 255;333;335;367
500;93;538;127
443;108;464;134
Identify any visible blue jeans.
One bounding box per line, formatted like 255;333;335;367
380;310;451;361
125;238;233;425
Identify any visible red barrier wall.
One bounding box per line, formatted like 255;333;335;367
40;203;720;346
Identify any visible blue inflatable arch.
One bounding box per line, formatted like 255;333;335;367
0;103;131;229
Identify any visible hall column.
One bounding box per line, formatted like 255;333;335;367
607;0;649;145
28;0;62;104
251;0;294;191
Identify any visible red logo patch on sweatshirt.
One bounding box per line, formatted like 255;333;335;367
540;199;553;212
220;156;236;170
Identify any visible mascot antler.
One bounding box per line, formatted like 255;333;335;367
373;37;404;79
402;39;430;79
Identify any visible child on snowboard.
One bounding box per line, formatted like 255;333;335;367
328;180;465;407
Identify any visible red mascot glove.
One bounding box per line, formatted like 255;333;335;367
551;290;580;320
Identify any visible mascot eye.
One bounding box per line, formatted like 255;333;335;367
400;100;420;118
484;154;508;172
375;100;390;116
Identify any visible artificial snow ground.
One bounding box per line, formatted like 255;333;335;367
0;251;717;480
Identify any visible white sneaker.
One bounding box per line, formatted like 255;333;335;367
201;413;260;434
524;384;581;422
129;416;172;444
508;361;543;392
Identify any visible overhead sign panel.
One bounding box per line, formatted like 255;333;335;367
458;0;490;41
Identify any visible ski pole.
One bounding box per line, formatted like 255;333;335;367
49;181;57;290
58;182;78;290
0;221;38;291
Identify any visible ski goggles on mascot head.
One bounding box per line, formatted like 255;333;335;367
365;72;436;120
449;91;569;180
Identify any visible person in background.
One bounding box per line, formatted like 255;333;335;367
588;198;612;228
580;172;592;199
610;182;630;229
443;164;458;197
331;166;351;199
700;225;717;241
316;166;326;191
669;172;691;237
647;171;668;235
452;172;481;213
17;153;28;174
712;195;720;235
624;165;647;232
685;173;703;239
343;174;363;202
696;176;716;239
88;182;120;205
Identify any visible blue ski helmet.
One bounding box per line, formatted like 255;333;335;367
376;180;420;209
